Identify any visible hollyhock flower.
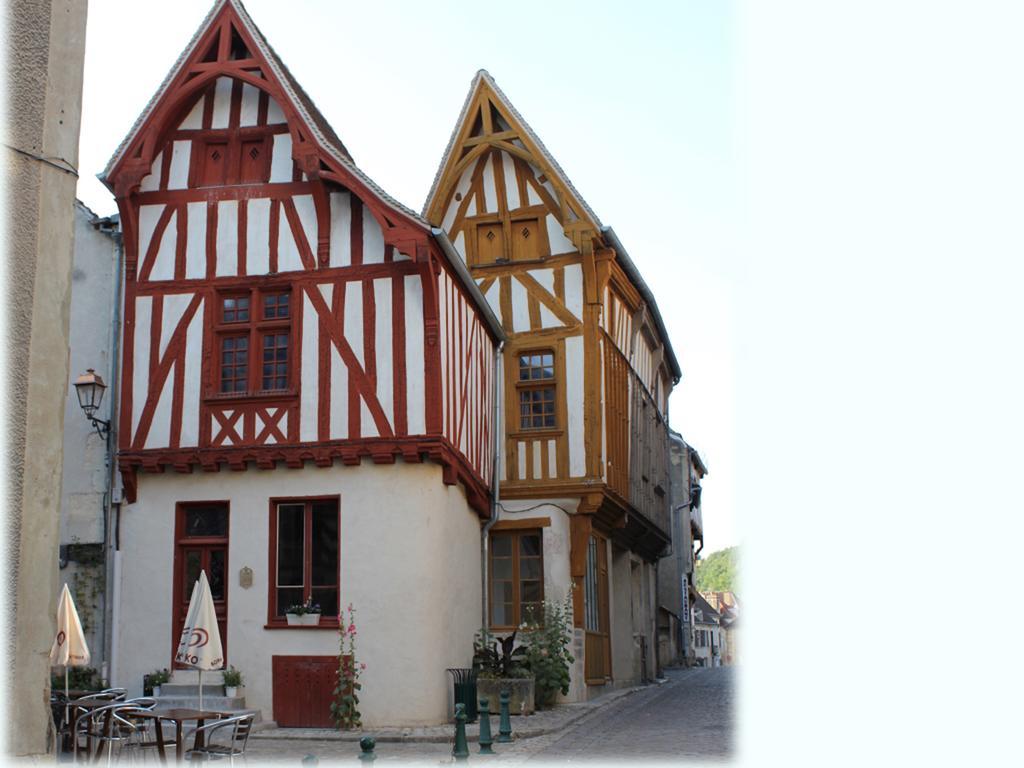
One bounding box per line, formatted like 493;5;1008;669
360;663;366;670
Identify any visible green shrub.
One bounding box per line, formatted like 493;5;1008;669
521;593;575;709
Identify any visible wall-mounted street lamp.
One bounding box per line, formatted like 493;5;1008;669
73;368;110;439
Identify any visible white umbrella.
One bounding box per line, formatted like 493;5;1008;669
50;583;91;739
173;570;224;710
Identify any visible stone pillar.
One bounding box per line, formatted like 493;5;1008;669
3;0;88;757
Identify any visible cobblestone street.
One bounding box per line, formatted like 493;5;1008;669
526;667;734;762
245;667;734;764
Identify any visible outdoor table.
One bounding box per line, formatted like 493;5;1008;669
153;708;231;761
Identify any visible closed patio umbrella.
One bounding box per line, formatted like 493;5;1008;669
50;583;91;741
174;570;223;710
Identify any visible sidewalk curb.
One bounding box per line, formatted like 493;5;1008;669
251;682;653;744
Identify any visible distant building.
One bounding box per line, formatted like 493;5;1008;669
658;432;707;669
691;593;722;668
702;591;739;666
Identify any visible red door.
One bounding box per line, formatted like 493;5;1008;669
173;503;229;667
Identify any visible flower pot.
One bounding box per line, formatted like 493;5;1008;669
286;613;302;625
477;677;535;716
301;613;321;626
153;685;162;697
225;686;238;698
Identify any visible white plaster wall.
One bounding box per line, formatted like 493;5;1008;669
115;462;482;727
60;205;117;546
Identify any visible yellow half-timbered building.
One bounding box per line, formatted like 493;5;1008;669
425;71;682;695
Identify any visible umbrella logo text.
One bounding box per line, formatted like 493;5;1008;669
188;628;209;648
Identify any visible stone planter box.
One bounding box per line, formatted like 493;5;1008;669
476;677;535;716
286;613;321;626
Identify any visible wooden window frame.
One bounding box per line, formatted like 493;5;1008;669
265;495;341;629
515;348;558;433
210;285;296;401
488;528;545;631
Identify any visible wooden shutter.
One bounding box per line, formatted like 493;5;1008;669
476;223;505;265
511;219;541;261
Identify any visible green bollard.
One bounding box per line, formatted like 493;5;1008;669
477;697;494;754
357;736;376;762
453;703;470;761
497;689;512;743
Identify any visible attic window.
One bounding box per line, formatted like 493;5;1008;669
229;26;251;60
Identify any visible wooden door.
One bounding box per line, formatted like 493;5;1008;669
172;503;229;667
583;532;611;683
272;656;337;727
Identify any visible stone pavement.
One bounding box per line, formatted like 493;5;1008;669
245;667;733;763
525;667;734;762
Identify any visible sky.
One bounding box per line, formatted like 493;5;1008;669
76;0;739;555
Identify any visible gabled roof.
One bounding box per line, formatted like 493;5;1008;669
692;594;721;624
100;0;425;229
99;0;503;343
423;69;602;231
423;70;682;383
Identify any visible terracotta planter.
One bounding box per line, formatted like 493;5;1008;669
476;677;535;715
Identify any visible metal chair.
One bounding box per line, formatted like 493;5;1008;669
119;710;170;765
72;701;133;763
124;697;157;710
184;714;255;764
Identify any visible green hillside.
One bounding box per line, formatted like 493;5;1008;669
695;546;738;593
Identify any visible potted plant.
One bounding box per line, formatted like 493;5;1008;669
286;597;322;625
147;668;170;697
473;629;535;715
222;665;243;698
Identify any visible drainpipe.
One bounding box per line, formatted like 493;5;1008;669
100;217;123;685
481;342;504;627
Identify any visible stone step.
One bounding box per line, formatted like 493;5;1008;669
158;684;230;696
166;670;225;685
155;694;248;710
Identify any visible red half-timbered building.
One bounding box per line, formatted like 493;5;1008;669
101;0;501;727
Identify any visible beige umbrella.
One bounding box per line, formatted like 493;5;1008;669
174;570;223;710
50;583;91;734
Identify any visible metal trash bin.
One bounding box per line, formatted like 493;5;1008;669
446;668;478;723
